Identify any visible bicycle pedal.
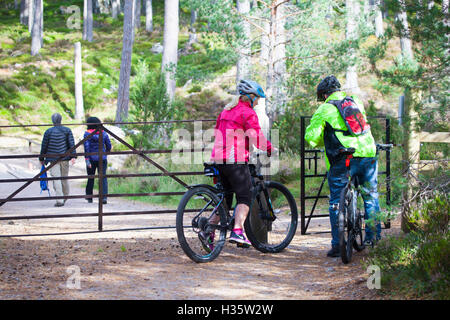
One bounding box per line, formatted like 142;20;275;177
236;243;251;248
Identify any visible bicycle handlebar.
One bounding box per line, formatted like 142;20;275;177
376;143;393;151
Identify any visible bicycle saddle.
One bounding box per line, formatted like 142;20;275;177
338;147;356;156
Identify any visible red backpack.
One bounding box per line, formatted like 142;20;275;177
327;96;370;136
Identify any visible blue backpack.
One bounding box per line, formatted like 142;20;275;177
40;165;50;196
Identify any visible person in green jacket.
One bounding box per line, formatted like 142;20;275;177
305;75;381;257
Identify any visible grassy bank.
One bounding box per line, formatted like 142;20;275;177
363;193;450;299
0;0;233;132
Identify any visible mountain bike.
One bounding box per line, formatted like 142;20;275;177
338;143;393;264
176;153;298;263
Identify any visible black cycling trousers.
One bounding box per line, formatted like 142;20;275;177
86;160;108;198
216;164;252;208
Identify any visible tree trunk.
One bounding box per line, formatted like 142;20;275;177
95;0;110;14
443;0;449;55
74;42;84;121
20;0;27;25
260;19;269;65
83;0;93;42
111;0;120;18
187;9;197;47
401;88;421;233
373;0;384;37
397;0;418;233
344;0;361;94
272;0;286;114
265;0;286;120
135;0;141;29
396;0;413;59
145;0;153;32
30;0;42;56
236;0;251;83
28;0;33;33
39;0;43;47
115;0;136;124
161;0;179;101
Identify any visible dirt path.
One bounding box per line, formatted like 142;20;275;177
0;141;392;300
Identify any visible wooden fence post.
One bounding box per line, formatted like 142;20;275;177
74;42;84;121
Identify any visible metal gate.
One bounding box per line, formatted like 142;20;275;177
0;119;215;237
300;116;392;235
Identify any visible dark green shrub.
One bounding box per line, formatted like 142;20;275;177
365;193;450;299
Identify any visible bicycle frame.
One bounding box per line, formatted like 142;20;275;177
198;152;276;230
249;154;276;221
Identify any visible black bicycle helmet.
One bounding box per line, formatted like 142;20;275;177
316;75;341;101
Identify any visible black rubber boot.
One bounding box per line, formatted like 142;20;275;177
327;245;340;257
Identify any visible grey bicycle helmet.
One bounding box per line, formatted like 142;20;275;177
237;79;266;98
316;75;341;101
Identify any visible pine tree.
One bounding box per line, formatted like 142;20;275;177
83;0;93;42
30;0;42;56
115;0;136;124
161;0;179;101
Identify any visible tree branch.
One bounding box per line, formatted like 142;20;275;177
272;0;290;9
255;0;271;9
277;9;306;21
233;8;269;35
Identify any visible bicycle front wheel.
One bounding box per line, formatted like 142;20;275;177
244;181;298;253
176;186;228;263
353;208;365;252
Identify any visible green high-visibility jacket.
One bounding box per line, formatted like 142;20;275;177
304;91;376;170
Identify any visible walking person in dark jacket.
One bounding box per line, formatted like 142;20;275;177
39;113;77;207
84;117;112;204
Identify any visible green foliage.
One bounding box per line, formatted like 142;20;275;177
272;101;309;154
128;60;185;150
0;0;232;130
177;46;235;86
364;0;449;131
365;193;450;299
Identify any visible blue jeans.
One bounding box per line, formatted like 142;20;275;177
327;157;381;246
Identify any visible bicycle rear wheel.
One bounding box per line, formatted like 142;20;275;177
244;181;298;253
338;186;355;264
176;186;228;263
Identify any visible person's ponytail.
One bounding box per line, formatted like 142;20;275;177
224;95;240;110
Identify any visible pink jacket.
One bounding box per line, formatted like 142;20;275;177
211;100;272;163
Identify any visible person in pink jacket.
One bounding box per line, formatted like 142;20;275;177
206;80;273;248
